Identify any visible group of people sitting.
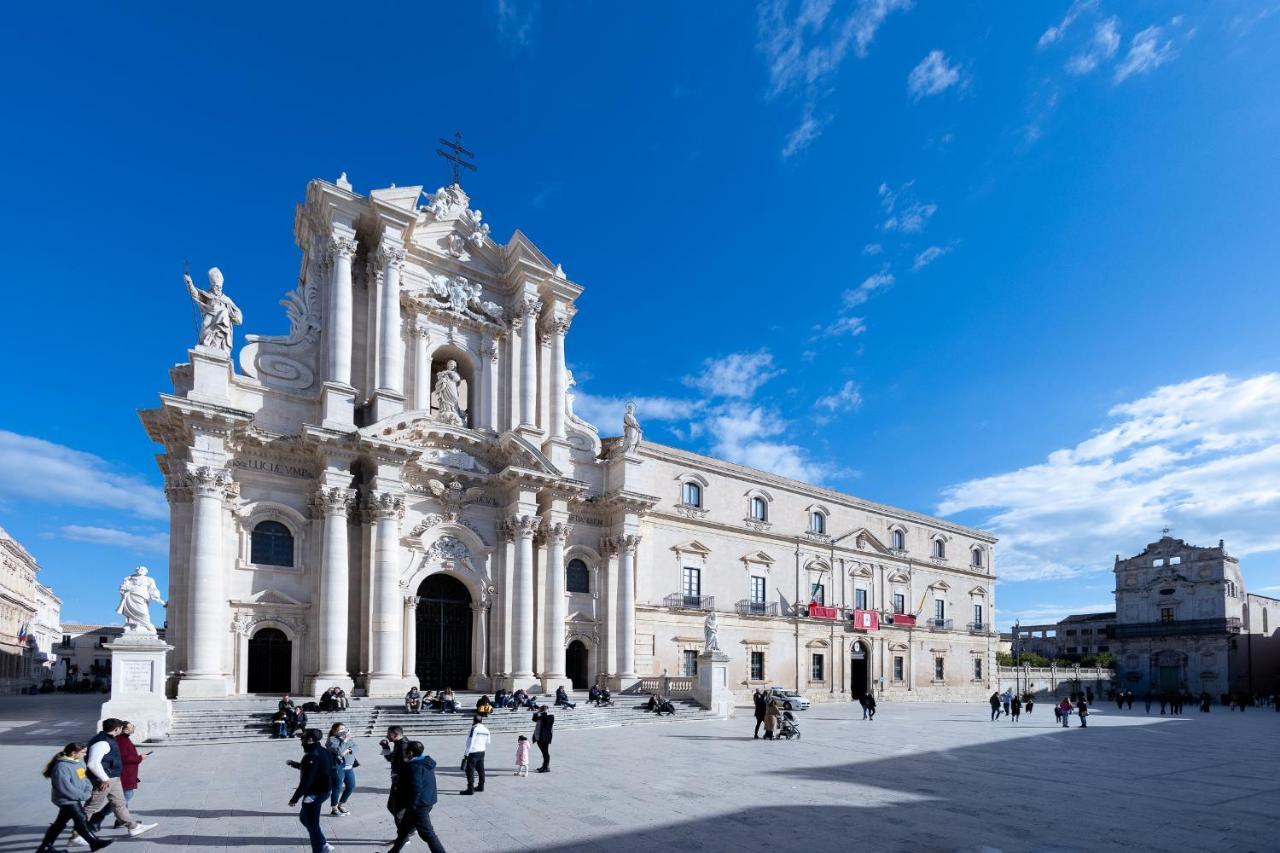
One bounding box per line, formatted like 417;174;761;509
318;686;349;712
586;685;613;706
489;688;540;710
643;693;676;715
271;695;307;738
404;687;459;714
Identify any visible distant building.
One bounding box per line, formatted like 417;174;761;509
0;526;41;694
58;623;166;687
1114;535;1280;695
32;583;62;683
1011;612;1116;662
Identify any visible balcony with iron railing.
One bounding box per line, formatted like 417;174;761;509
922;617;954;631
735;600;779;617
966;621;989;634
1112;617;1241;638
663;593;715;612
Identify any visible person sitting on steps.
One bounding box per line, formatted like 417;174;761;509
554;686;576;709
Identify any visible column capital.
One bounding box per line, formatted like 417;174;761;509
369;491;406;519
377;243;407;271
312;486;357;517
404;594;421;608
484;336;500;363
620;534;642;554
506;514;541;539
189;466;236;499
328;235;358;261
521;296;543;318
543;521;572;545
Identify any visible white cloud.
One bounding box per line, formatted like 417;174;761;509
1038;0;1098;49
1114;24;1179;82
571;391;698;433
0;430;166;519
495;0;536;46
862;243;883;256
757;0;913;155
701;402;829;482
1066;16;1121;75
843;271;895;307
685;351;783;399
1256;585;1280;594
907;50;963;100
879;180;937;233
911;245;952;271
815;315;868;339
816;380;863;413
60;525;168;553
939;373;1280;582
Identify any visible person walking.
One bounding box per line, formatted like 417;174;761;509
752;689;766;738
532;706;555;773
763;696;780;740
460;715;490;795
326;723;358;816
1143;690;1153;714
1125;690;1135;710
1076;696;1089;728
1001;689;1012;718
78;719;156;843
287;728;335;853
381;741;447;853
1058;697;1072;728
1011;695;1022;722
36;742;112;853
989;692;1001;721
380;726;409;827
864;692;877;721
112;722;145;827
1024;692;1035;714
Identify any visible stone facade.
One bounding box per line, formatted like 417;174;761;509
32;582;62;683
1114;535;1280;695
140;175;997;702
0;526;40;693
1013;611;1116;661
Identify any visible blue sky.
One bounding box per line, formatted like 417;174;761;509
3;1;1280;628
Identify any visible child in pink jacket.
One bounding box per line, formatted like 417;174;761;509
514;735;530;777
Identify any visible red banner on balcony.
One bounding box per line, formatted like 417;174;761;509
850;609;880;631
890;613;915;626
808;604;839;620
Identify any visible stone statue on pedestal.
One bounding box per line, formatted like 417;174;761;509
185;267;242;352
117;566;166;635
622;402;642;454
704;610;722;653
432;359;466;426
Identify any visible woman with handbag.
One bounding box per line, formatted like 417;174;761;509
325;723;358;816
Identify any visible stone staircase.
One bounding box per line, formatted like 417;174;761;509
163;692;716;744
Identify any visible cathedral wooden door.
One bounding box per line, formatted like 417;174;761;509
416;574;473;690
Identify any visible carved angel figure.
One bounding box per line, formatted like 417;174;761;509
185;267;242;351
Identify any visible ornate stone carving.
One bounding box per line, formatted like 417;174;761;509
599;536;619;557
422;479;485;520
620;534;642;554
424;184;470;220
426;534;477;572
522;296;544;318
185;267;242;352
369;491;406;519
484;337;500;363
409;513;486;542
117;566;166;635
622;403;642;454
190;466;236;499
378;244;406;271
444;232;466;258
404;594;421;608
704;610;722;653
411;272;504;324
543;522;572;544
509;514;541;538
164;475;193;504
311;486;356;517
328;235;358;260
432;360;466;426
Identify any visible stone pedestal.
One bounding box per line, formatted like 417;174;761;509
368;389;406;423
693;651;735;718
188;347;232;404
100;636;174;742
320;381;356;430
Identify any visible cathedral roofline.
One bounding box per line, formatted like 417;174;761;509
635;440;997;544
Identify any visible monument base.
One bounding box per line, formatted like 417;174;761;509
693;651;735;718
100;635;174;742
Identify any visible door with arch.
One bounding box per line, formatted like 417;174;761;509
566;640;589;690
416;574;473;690
850;642;870;700
247;627;292;693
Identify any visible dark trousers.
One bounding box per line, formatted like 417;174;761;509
39;802;98;850
754;716;764;736
537;740;551;770
388;804;447;853
298;797;327;853
465;752;486;791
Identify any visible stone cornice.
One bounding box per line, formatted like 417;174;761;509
637;440;997;544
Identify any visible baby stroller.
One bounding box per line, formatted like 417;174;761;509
779;710;800;740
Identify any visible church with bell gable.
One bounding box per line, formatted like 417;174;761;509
142;172;998;703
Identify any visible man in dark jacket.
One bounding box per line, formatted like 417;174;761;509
532;706;555;773
380;726;409;824
383;741;446;853
753;689;766;738
288;729;335;853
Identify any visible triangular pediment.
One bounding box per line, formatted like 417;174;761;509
566;610;595;623
930;580;952;591
243;588;307;607
505;229;557;275
672;540;712;556
968;585;987;597
886;570;910;583
740;550;775;565
848;528;893;555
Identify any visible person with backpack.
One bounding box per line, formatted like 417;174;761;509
36;742;112;853
460;715;490;795
383;740;446;853
287;728;334;853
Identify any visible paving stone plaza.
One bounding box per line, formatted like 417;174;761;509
2;695;1277;853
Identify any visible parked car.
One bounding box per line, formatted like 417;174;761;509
768;687;811;710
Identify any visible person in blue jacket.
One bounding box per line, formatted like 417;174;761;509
37;742;112;852
382;740;446;853
288;728;335;853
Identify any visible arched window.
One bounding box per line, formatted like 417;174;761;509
251;520;294;567
566;558;590;594
810;511;826;534
750;496;768;521
891;529;905;551
971;547;983;568
682;481;702;508
933;539;946;559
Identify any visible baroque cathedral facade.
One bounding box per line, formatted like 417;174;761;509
142;175;997;702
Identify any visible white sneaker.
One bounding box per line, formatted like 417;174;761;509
69;837;90;849
129;823;158;837
322;845;335;853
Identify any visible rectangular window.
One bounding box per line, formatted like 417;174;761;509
1160;607;1175;623
933;657;944;680
892;593;905;614
61;634;70;647
811;583;825;606
750;651;765;681
682;649;698;677
750;576;766;605
974;658;983;680
893;655;904;681
683;567;701;606
934;599;945;620
811;653;824;681
972;604;983;628
855;588;868;610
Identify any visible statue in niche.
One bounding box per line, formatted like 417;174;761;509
622;402;642;454
184;266;242;352
432;359;467;426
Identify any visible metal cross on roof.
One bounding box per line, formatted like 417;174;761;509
436;131;476;186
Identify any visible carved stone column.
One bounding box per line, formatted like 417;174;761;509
510;514;540;682
310;487;356;692
368;491;406;694
470;602;488;688
403;595;420;686
541;522;571;689
616;534;641;682
414;327;432;411
549;316;569;439
179;466;236;697
371;243;407;421
519;297;541;427
482;336;499;431
325;235;357;385
600;537;619;678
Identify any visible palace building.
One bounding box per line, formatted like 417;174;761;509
141;174;998;702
